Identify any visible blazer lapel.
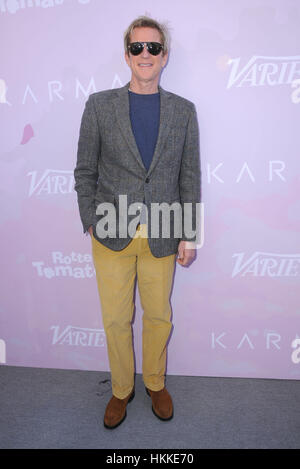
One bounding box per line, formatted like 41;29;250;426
147;84;174;177
113;81;175;175
113;82;145;172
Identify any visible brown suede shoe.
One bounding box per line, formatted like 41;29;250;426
104;388;135;429
145;387;173;421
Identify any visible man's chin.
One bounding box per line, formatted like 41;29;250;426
133;71;160;82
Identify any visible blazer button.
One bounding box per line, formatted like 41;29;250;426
145;177;150;183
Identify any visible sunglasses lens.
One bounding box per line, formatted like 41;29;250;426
147;42;163;56
129;43;143;55
129;42;163;56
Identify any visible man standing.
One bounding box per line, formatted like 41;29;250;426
74;16;201;429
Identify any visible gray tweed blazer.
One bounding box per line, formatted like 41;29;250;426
74;81;201;258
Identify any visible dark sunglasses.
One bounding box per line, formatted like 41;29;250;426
128;42;164;56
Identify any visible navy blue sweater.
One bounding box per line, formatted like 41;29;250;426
128;90;160;171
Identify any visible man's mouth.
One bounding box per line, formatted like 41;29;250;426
138;63;153;67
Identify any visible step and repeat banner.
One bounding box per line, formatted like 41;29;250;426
1;0;299;379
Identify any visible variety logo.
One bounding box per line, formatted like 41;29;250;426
226;55;300;89
0;339;6;364
232;252;300;278
0;0;90;15
27;170;74;196
51;325;105;347
32;251;95;279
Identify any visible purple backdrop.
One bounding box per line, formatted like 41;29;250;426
1;0;300;379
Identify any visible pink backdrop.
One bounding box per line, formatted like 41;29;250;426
1;0;299;379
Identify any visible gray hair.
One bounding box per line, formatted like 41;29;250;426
124;15;170;56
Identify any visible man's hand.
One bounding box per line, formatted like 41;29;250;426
177;241;196;267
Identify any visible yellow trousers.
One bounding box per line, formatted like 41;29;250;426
91;224;176;399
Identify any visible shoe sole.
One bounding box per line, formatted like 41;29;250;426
103;389;135;429
145;387;174;421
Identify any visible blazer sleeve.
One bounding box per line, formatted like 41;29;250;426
179;103;201;243
74;94;100;234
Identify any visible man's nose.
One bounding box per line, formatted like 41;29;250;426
141;43;151;58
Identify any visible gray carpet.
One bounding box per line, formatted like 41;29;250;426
0;365;299;449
